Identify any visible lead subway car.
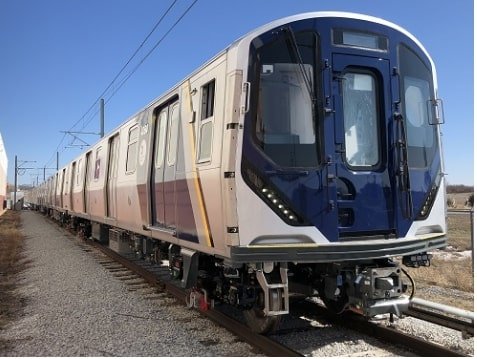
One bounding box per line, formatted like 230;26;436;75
226;12;447;331
33;12;447;333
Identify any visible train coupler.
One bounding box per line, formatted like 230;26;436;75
349;265;409;318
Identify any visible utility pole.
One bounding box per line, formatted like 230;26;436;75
13;155;36;210
42;166;56;181
13;155;17;208
100;98;105;138
62;98;105;147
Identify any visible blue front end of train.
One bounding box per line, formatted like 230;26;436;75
241;15;446;250
234;14;447;324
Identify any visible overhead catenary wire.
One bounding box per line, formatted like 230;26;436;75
81;0;199;130
44;0;198;169
73;0;180;133
102;0;199;106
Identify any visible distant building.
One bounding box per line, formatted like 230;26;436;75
0;133;7;209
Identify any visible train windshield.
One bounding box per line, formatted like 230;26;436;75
399;44;438;168
252;30;319;167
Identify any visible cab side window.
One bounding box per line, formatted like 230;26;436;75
126;125;139;173
197;80;215;163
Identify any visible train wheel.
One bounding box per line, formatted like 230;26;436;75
243;291;281;334
318;282;348;314
320;295;348;314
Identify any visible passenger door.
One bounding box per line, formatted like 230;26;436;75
151;99;179;229
70;162;76;211
331;54;395;237
84;151;92;214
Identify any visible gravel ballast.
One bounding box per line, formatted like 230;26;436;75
0;211;257;356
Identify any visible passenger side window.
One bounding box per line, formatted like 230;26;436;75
197;80;215;163
167;103;180;166
155;109;168;168
76;159;82;186
94;147;103;181
126;126;139;173
63;168;68;191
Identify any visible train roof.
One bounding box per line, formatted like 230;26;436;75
229;11;433;62
137;11;436;112
139;11;433;110
230;11;437;88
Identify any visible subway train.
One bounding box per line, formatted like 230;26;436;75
28;12;447;333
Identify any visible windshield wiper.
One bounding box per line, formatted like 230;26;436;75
280;27;316;105
394;112;413;219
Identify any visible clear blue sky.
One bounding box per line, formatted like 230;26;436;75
0;0;473;186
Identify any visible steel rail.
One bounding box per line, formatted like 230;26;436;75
405;306;473;338
406;297;473;337
88;240;302;357
89;241;165;289
448;209;473;214
296;301;470;357
201;306;303;357
359;319;468;357
410;297;474;321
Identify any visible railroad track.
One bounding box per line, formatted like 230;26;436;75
57;222;472;357
84;240;301;357
290;302;471;357
406;300;473;338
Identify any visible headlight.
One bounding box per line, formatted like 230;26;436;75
417;184;438;220
260;187;301;223
243;164;306;225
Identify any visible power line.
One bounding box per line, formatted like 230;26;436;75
44;132;67;168
103;0;199;105
70;0;180;133
45;0;195;168
82;0;199;130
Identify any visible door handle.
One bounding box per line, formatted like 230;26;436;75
241;82;251;114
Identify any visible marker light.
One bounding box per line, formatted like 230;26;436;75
243;165;305;225
417;184;438;220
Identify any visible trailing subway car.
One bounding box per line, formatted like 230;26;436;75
30;12;447;333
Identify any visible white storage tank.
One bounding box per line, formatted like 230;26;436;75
0;133;7;210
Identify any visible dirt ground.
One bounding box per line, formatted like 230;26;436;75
0;211;28;352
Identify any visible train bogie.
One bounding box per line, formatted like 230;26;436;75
28;12;448;333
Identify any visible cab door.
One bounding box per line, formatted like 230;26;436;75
332;54;395;237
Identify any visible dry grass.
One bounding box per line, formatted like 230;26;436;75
0;212;24;272
446;212;473;250
0;210;28;352
404;210;474;310
405;256;473;310
407;257;473;293
447;192;473;209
